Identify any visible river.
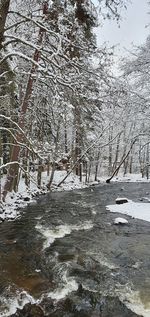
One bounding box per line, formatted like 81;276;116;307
0;182;150;317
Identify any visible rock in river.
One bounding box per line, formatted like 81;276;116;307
116;197;128;204
11;303;44;317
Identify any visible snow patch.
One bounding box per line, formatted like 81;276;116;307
107;200;150;223
108;173;150;183
1;171;87;223
100;173;150;183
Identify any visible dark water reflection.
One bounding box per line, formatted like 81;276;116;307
0;182;150;316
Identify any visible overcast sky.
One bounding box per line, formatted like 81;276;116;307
95;0;150;56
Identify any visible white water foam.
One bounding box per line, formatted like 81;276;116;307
119;286;150;317
36;221;93;249
47;270;78;300
0;290;37;317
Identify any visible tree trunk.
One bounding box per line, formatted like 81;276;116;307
0;0;10;48
108;125;113;176
85;161;88;183
88;161;92;183
47;155;50;176
24;150;30;188
2;3;48;201
37;158;42;188
47;124;60;190
74;105;82;177
112;131;122;174
0;0;17;169
129;153;133;174
64;111;68;154
146;143;149;180
95;150;100;181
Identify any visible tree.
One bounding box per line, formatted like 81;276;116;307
0;0;131;199
0;0;10;47
119;35;150;178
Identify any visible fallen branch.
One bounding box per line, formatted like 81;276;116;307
57;129;123;187
106;138;137;183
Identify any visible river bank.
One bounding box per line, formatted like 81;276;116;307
1;171;150;223
0;171;88;222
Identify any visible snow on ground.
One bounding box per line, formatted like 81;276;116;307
103;173;150;183
52;171;87;190
107;200;150;223
0;171;87;222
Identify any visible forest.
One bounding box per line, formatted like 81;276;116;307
0;0;150;204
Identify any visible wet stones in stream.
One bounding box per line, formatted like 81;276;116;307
11;289;142;317
115;198;128;204
11;303;45;317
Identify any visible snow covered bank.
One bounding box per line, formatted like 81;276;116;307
0;171;87;222
1;171;150;223
107;200;150;223
105;173;150;183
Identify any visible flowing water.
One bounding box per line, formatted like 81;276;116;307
0;183;150;316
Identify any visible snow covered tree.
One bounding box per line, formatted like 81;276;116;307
0;0;130;199
108;35;150;179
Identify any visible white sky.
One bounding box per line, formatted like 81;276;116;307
95;0;150;56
